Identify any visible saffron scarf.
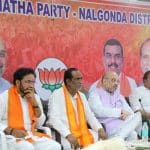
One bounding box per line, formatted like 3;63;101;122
63;85;94;147
120;73;132;97
8;86;50;142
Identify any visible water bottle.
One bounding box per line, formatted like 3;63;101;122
141;122;149;142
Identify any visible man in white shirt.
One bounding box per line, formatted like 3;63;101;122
89;71;141;141
129;71;150;124
0;38;11;93
48;68;107;150
90;38;137;98
0;67;61;150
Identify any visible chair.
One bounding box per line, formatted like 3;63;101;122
41;100;63;149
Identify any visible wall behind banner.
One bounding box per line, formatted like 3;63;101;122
1;0;150;91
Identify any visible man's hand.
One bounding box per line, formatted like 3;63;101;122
23;87;35;101
11;129;27;138
142;111;150;120
23;88;39;107
120;110;131;120
23;87;41;117
66;134;80;149
98;128;107;140
4;127;27;138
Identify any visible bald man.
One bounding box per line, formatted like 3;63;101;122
88;71;141;141
0;38;11;93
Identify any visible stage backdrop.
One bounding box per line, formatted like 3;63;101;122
1;0;150;100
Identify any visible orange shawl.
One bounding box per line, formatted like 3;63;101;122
8;86;49;142
120;73;132;97
63;85;94;147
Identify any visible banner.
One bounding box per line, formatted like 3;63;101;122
1;0;150;100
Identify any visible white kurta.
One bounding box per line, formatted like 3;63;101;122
48;87;102;150
0;77;11;94
88;88;141;141
0;90;61;150
129;86;150;122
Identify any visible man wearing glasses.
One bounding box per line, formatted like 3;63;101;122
0;67;61;150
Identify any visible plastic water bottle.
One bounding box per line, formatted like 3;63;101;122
142;122;149;142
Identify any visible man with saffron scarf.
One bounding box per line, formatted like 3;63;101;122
88;71;141;141
89;38;137;98
0;68;61;150
48;68;107;150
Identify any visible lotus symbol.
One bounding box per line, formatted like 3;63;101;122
38;68;66;92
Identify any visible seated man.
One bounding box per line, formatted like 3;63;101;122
48;68;107;150
88;71;141;141
129;71;150;124
0;67;61;150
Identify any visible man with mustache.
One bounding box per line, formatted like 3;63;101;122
90;38;137;98
88;71;141;140
48;68;107;150
0;67;61;150
0;38;11;93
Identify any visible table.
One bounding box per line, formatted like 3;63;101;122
126;140;150;150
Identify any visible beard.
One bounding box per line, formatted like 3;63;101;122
19;83;28;97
